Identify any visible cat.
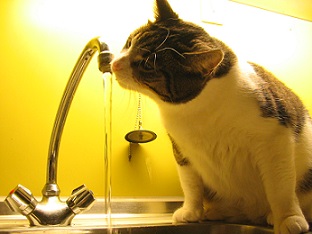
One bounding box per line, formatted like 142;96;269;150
111;0;312;233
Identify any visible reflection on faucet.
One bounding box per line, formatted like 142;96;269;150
5;37;112;226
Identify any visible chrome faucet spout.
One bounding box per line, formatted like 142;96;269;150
45;37;111;195
5;37;112;226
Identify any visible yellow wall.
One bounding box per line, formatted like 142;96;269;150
231;0;312;21
0;0;312;198
0;0;181;198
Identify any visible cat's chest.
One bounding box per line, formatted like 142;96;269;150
170;116;248;163
158;78;264;192
173;119;257;192
177;121;263;194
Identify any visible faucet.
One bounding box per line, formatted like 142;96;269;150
4;37;112;226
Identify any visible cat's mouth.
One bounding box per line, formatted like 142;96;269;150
111;62;141;92
112;68;160;102
111;54;145;92
113;71;136;90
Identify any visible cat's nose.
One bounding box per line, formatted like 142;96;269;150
111;61;119;72
111;60;120;72
111;52;129;73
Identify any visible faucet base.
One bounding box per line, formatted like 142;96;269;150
42;183;60;197
5;184;95;226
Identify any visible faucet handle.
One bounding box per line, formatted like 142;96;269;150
66;184;95;214
4;184;38;215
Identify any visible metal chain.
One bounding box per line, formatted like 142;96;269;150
129;93;142;161
134;93;142;130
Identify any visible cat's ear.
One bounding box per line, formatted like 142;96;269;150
185;49;224;75
154;0;179;22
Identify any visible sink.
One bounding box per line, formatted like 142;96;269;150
0;222;275;234
0;197;301;234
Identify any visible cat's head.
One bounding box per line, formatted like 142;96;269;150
111;0;225;104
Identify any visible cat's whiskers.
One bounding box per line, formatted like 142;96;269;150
143;52;158;72
183;51;210;55
153;53;157;72
155;28;170;51
144;56;151;67
137;28;184;71
154;27;186;60
139;47;151;53
156;47;185;59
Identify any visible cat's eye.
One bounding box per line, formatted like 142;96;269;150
143;61;154;71
127;39;131;48
124;38;132;49
136;59;155;73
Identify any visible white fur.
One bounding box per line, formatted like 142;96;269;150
112;54;312;234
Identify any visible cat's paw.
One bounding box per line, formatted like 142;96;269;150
172;207;203;223
277;215;309;234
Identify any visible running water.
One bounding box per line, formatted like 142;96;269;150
102;72;112;232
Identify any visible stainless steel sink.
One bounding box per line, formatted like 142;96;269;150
0;223;275;234
0;197;299;234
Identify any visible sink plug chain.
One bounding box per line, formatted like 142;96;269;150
125;93;157;161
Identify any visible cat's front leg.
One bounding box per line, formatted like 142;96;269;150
258;145;309;234
173;165;204;223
